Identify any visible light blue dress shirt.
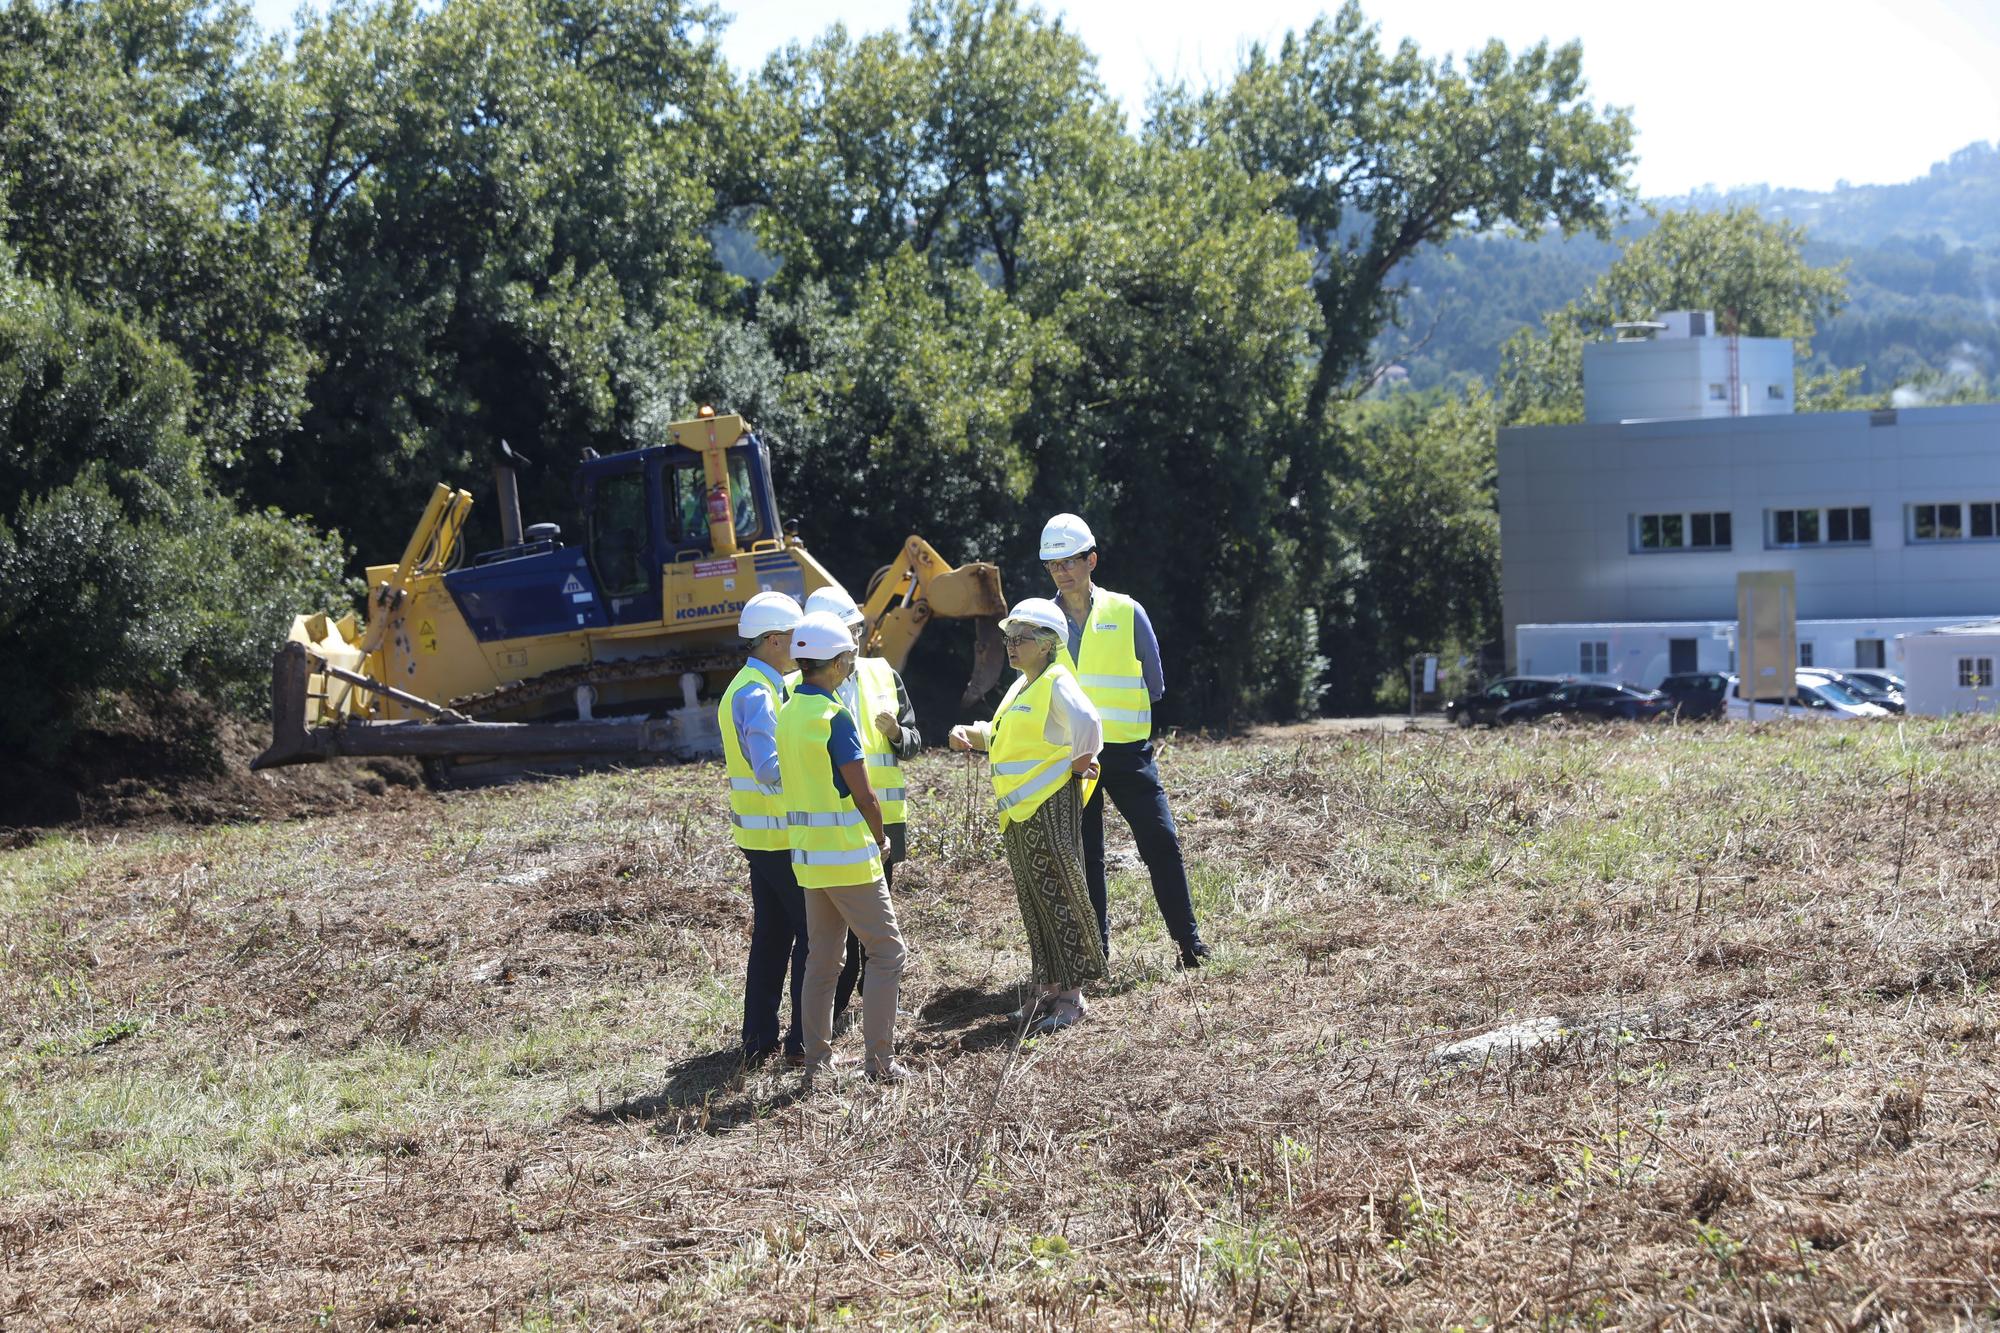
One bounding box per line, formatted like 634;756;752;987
729;657;787;789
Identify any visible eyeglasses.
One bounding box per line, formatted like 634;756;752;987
1002;633;1044;647
1044;556;1088;574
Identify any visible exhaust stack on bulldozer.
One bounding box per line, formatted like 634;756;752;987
253;411;1006;777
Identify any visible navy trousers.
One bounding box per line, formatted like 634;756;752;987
1082;740;1203;955
741;847;809;1060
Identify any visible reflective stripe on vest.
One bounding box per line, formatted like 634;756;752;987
775;689;884;889
987;664;1085;827
787;809;864;828
719;664;788;852
850;656;908;825
1063;588;1151;743
791;845;883;867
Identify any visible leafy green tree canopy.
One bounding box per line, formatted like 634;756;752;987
1190;0;1637;421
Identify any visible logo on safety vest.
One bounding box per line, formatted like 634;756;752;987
1095;621;1119;631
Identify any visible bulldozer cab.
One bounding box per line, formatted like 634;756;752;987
575;427;784;628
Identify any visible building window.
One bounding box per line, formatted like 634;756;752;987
1958;657;1995;689
1707;383;1728;402
1634;511;1732;552
1580;641;1608;675
1856;639;1885;670
1769;506;1870;548
1798;642;1814;667
1909;502;1994;542
1767;383;1786;400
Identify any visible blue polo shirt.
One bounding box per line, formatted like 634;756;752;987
794;683;863;798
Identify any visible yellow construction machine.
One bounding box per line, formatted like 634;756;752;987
254;410;1007;779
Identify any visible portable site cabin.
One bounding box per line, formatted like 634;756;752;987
1899;619;2000;716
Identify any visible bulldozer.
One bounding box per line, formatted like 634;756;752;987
253;409;1008;780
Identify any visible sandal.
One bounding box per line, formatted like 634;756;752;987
1028;998;1086;1035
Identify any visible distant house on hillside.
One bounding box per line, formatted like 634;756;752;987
1496;312;2000;707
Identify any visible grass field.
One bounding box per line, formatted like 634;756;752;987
4;718;2000;1328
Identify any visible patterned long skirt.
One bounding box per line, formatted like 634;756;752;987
1002;777;1107;988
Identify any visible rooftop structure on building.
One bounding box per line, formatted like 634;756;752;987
1581;310;1795;424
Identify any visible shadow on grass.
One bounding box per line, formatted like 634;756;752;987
583;1046;803;1136
907;983;1035;1055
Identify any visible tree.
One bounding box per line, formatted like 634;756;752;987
1192;1;1637;425
1499;207;1854;424
739;0;1121;299
239;0;734;558
1013;141;1320;725
0;256;344;756
0;0;316;462
1319;386;1500;710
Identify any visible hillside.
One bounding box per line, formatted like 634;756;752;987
1381;140;2000;397
5;720;1999;1327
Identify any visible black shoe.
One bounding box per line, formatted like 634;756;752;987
1176;941;1211;971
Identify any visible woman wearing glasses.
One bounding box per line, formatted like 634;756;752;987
949;598;1105;1033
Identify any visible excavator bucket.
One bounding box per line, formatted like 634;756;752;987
862;536;1009;710
964;615;1007;708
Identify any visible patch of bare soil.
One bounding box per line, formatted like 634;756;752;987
0;691;426;838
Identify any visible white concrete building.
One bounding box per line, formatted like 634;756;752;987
1499;313;2000;691
1900;619;2000;716
1514;615;1975;686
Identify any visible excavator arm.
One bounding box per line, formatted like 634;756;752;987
860;536;1008;708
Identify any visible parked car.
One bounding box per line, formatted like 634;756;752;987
1723;674;1890;721
1497;681;1675;724
1656;671;1732;720
1841;670;1905;695
1444;675;1568;727
1801;667;1905;714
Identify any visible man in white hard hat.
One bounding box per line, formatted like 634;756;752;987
777;610;911;1084
719;590;810;1067
804;584;922;1025
1039;512;1211;970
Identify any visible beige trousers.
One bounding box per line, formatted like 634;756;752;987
802;877;905;1074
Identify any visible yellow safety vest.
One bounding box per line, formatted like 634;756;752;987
849;656;908;826
776;689;885;889
719;663;786;852
1061;587;1151;743
988;662;1095;826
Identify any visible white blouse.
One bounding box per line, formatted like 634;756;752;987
964;668;1103;763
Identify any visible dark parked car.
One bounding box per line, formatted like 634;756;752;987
1444;676;1569;727
1497;681;1674;725
1656;671;1732;720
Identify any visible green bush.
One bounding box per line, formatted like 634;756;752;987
0;263;344;758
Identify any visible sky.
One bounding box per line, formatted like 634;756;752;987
249;0;2000;198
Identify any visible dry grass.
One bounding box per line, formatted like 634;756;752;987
4;718;2000;1328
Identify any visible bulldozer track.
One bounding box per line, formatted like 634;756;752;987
449;650;743;720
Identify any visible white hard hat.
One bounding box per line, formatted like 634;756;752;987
805;584;865;627
1039;512;1096;561
999;597;1069;639
738;590;803;639
791;610;856;662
